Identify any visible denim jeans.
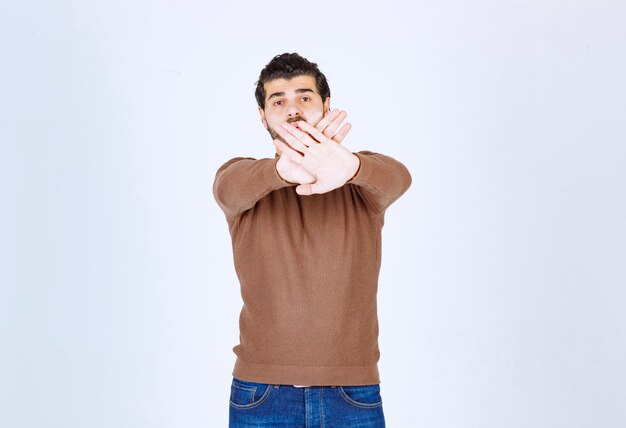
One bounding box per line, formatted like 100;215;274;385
229;376;386;427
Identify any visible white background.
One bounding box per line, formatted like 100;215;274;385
2;1;625;427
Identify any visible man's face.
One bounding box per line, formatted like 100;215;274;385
258;74;331;154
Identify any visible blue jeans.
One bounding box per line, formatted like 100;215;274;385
229;376;386;427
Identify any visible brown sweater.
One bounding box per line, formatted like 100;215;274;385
213;150;411;386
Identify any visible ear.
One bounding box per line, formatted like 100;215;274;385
258;106;268;130
323;96;331;115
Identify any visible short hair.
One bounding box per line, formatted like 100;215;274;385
255;52;331;110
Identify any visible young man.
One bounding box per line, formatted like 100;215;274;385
213;53;411;427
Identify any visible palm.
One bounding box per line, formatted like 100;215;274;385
299;144;356;193
276;151;315;184
273;108;358;195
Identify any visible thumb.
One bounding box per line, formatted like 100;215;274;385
295;183;313;195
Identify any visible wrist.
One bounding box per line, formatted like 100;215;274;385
274;158;296;185
348;153;360;181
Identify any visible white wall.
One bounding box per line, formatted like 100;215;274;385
1;1;625;427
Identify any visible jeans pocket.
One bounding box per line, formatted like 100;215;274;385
338;384;383;408
229;377;273;409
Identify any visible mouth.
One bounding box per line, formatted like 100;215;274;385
287;119;302;129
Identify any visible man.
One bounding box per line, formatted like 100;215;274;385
213;52;411;427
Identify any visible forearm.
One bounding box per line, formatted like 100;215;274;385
213;156;293;219
347;151;412;212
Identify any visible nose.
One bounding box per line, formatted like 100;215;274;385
286;102;301;118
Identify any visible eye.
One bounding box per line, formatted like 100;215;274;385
273;100;283;106
301;96;311;102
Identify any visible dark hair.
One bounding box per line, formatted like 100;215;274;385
255;52;331;110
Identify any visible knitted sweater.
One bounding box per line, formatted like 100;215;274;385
213;150;411;386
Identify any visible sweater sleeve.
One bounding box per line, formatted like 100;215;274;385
346;150;412;213
213;156;294;219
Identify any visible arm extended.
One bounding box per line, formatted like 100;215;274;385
212;156;293;220
347;150;412;213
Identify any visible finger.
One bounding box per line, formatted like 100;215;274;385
307;110;325;127
273;139;304;165
314;109;341;133
297;181;329;195
295;120;331;145
323;110;347;137
281;122;321;146
274;124;309;151
332;122;352;144
273;138;290;154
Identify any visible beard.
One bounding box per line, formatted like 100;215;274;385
267;115;304;144
267;126;284;143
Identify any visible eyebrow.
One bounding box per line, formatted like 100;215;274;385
267;88;315;102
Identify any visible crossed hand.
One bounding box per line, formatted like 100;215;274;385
273;109;361;196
